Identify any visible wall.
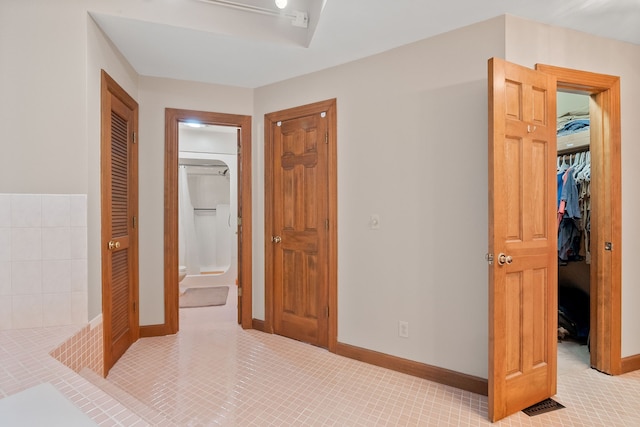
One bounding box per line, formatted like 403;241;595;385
0;0;89;307
0;0;87;195
254;17;506;378
0;1;136;323
136;77;252;325
86;14;140;320
504;15;640;358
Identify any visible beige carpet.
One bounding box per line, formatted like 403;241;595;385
179;286;229;308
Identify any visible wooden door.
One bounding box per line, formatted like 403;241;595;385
488;58;557;421
266;104;332;347
101;71;139;375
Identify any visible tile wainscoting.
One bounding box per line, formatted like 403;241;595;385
0;193;88;330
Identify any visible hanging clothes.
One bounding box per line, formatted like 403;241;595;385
557;151;591;263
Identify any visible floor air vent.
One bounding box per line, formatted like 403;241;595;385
522;398;565;416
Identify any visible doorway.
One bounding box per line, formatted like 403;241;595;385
488;59;621;422
161;109;253;336
556;91;591;376
178;123;237;319
537;63;622;377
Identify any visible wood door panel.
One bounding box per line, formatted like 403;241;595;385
504;258;550;372
281;249;319;318
503;136;523;241
488;58;557;421
529;140;548;239
282;165;320;231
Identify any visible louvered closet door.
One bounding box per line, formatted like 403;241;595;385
102;71;139;375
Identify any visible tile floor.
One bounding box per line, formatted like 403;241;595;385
104;286;640;426
1;283;638;426
0;324;146;425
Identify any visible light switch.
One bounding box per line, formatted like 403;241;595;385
369;214;380;230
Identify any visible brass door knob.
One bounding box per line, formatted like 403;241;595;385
272;236;282;243
497;253;512;266
108;240;121;250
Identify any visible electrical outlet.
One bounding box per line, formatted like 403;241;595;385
399;320;409;338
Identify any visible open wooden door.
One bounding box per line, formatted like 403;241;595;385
488;58;557;421
101;70;139;375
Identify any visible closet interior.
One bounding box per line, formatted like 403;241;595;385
556;92;591;368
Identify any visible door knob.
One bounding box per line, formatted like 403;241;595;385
272;236;282;243
108;240;121;250
497;253;512;266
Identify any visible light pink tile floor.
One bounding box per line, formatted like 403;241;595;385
1;284;638;426
105;288;640;426
0;325;147;425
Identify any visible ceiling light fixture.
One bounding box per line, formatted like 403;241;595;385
197;0;307;28
275;0;287;9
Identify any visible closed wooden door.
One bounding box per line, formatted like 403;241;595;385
266;104;331;347
488;58;557;421
101;71;139;375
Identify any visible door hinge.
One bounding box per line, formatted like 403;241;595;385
132;131;137;144
132;216;137;229
485;253;494;265
238;217;242;226
325;132;328;144
238;287;242;297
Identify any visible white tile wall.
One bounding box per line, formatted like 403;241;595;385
0;262;10;296
0;195;10;227
0;194;88;330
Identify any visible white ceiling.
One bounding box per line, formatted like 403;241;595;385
89;0;640;89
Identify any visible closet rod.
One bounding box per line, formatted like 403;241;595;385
179;163;227;167
557;145;590;156
194;208;217;211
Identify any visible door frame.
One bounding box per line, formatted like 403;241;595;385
535;64;622;375
161;108;253;334
264;98;338;352
100;70;139;375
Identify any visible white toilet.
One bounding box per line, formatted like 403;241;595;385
178;266;187;283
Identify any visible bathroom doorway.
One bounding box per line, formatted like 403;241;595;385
163;109;252;335
178;122;237;317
